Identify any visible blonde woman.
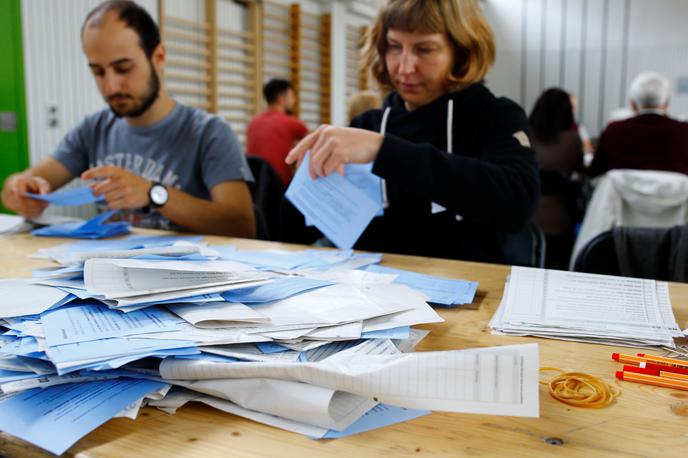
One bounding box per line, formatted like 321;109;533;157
285;0;539;263
347;90;382;122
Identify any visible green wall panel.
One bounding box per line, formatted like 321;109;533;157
0;0;29;213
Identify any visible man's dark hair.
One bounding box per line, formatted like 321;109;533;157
263;79;293;105
82;0;160;58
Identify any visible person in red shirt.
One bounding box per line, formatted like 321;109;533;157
247;79;308;187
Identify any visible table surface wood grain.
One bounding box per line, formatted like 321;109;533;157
1;230;687;457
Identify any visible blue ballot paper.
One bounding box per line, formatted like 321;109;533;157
0;378;167;455
25;186;104;206
65;234;203;252
345;163;385;217
32;210;130;239
0;369;43;384
255;342;290;353
319;404;430;439
364;265;478;306
47;337;197;374
221;277;334;304
221;250;326;270
285;153;382;249
360;326;411;340
41;302;183;347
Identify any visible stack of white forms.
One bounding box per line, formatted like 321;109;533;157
490;266;683;348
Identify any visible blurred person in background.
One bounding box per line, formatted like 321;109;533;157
590;71;688;177
247;79;308;188
529;88;584;268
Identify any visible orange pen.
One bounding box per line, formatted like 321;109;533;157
636;353;688;369
611;353;647;365
616;370;688;391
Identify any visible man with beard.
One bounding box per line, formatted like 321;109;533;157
1;0;255;237
247;79;308;187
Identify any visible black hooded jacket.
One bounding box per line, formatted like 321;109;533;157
346;83;540;263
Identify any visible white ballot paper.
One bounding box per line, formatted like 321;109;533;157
0;279;70;318
166;301;268;328
84;259;265;298
171;378;376;431
148;390;331;437
160;343;540;417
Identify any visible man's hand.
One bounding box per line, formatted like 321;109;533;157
82;166;151;209
285;125;384;179
2;173;51;219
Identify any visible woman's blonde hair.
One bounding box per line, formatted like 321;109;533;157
347;90;382;121
362;0;495;92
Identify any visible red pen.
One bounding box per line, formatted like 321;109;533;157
622;365;658;376
639;361;688;376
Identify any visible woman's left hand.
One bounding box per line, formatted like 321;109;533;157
285;125;384;179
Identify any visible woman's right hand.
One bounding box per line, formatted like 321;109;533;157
285;125;384;179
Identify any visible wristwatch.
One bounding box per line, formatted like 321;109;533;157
148;182;169;208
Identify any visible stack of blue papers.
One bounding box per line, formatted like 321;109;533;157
364;265;478;307
25;186;104;206
32;210;129;239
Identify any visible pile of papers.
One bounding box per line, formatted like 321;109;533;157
32;209;129;239
0;234;535;456
490;266;683;348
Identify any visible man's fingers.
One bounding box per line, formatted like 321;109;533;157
34;177;51;194
90;178;121;196
102;188;129;203
82;166;117;180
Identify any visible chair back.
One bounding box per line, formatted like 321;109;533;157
572;230;619;275
246;156;284;241
502;221;547;268
570;169;688;268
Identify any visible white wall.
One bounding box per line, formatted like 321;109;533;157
484;0;688;137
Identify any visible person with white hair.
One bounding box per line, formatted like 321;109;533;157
590;71;688;176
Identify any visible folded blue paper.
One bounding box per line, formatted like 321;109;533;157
32;210;130;239
221;277;334;304
0;378;167;455
25;186;104;206
285;153;382;249
364;265;478;306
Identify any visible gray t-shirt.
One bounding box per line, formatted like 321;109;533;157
52;102;253;230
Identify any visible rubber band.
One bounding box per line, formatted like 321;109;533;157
540;367;620;408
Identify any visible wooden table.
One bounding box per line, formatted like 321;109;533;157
1;230;687;457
